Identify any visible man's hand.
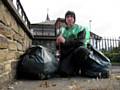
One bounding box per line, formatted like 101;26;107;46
56;35;65;45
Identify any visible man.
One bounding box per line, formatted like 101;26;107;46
56;10;90;76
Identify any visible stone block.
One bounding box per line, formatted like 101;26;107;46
13;34;23;44
23;35;31;50
19;27;25;37
0;1;19;34
0;4;10;26
15;51;24;59
0;23;14;39
4;62;11;72
0;49;8;62
0;1;5;23
6;51;16;60
8;40;17;51
10;61;17;79
17;42;23;51
0;63;4;74
0;34;8;49
0;72;10;90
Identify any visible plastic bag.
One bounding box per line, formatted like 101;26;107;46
17;45;58;79
82;46;111;78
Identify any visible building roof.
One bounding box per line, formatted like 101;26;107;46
32;20;56;25
41;20;56;25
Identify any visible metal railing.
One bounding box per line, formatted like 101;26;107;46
11;0;30;28
90;37;120;51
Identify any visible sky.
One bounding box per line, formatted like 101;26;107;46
19;0;120;38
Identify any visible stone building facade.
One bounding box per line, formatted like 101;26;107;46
31;20;56;51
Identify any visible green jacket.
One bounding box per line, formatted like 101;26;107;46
60;24;90;48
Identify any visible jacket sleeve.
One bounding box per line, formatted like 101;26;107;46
60;29;86;49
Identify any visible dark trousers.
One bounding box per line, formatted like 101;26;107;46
59;46;90;76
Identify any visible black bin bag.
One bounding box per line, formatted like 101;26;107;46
82;46;111;78
17;45;58;79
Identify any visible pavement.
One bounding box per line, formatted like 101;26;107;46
7;65;120;90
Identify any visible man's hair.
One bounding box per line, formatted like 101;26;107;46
65;10;76;23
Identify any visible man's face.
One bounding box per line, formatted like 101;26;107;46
65;15;75;27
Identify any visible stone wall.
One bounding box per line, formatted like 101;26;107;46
0;0;32;89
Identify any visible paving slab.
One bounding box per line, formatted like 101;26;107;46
7;65;120;90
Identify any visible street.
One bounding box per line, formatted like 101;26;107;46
8;65;120;90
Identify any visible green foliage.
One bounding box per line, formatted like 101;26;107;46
102;46;120;63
